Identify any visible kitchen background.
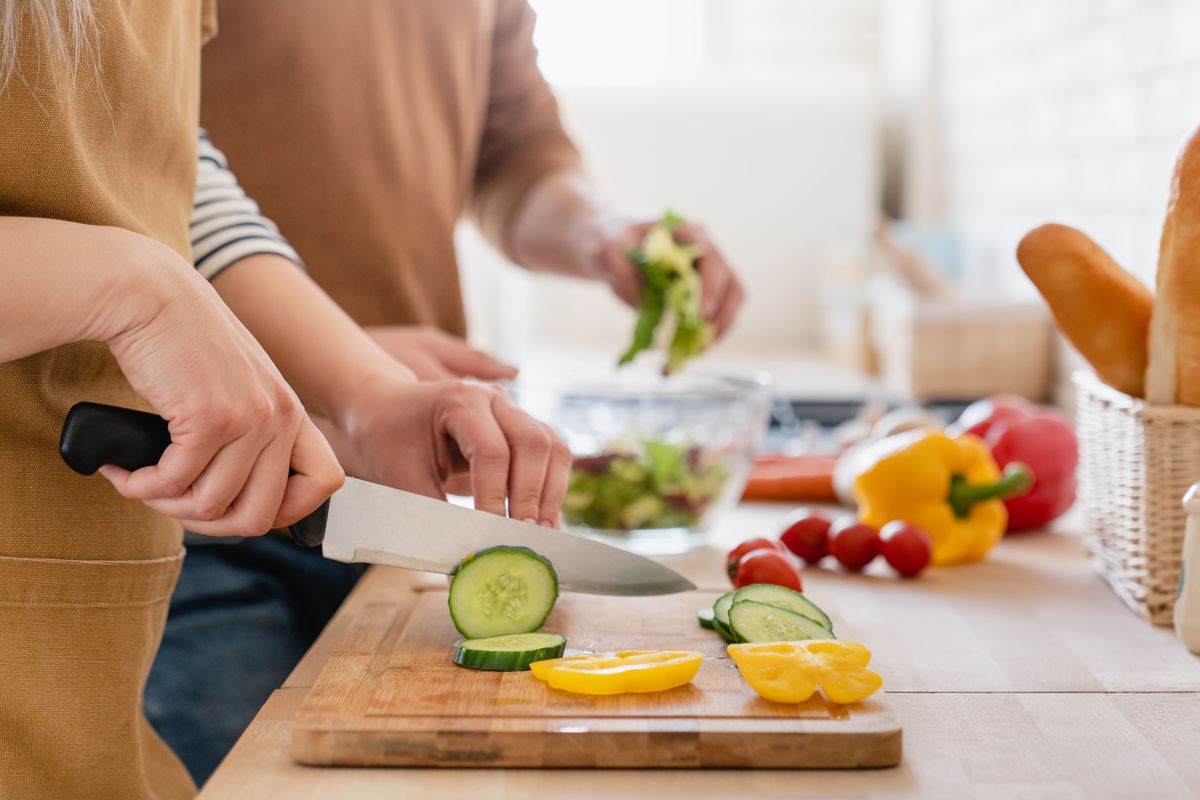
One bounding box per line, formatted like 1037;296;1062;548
458;0;1200;405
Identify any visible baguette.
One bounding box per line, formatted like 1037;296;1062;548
1146;128;1200;405
1016;223;1152;397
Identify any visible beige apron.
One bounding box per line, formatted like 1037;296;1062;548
0;2;217;798
0;344;192;800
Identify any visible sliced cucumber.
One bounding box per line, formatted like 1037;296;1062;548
711;590;738;642
731;584;833;633
453;632;567;671
697;607;716;630
449;546;558;638
713;617;737;643
728;600;835;643
713;591;736;629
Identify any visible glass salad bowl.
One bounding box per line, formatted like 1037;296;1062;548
509;369;771;555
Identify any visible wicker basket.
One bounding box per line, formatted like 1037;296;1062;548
1074;372;1200;624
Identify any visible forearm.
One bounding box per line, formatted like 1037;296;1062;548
508;168;615;279
210;254;415;426
0;217;172;361
189;132;415;427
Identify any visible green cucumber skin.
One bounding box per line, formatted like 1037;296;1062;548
697;608;716;630
731;584;833;633
728;600;835;643
452;545;559;580
448;546;559;639
713;618;737;643
710;591;738;642
713;591;737;627
453;633;567;671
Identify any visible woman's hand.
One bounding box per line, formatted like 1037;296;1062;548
368;326;517;381
0;219;344;536
99;234;344;536
338;377;571;527
196;252;567;526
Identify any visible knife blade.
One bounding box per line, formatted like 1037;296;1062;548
59;403;696;596
321;477;695;596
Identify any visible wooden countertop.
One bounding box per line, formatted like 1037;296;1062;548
199;504;1200;799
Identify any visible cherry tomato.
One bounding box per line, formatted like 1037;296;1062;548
732;548;803;591
828;517;881;572
726;537;786;580
880;521;933;577
779;510;831;564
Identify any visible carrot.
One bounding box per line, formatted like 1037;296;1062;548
741;455;838;502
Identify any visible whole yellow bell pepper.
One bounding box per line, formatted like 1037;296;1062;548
727;640;883;705
852;431;1031;566
529;650;703;695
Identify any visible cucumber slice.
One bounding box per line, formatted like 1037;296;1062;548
731;584;833;633
712;591;738;642
728;600;835;643
697;607;716;630
713;591;736;628
713;617;737;643
449;546;558;638
453;632;567;671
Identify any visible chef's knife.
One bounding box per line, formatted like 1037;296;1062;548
59;402;696;596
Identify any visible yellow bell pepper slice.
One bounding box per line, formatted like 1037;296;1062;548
529;650;703;695
820;667;884;704
804;639;872;668
725;643;823;703
728;640;883;705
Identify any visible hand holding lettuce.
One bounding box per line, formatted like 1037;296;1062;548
618;212;715;374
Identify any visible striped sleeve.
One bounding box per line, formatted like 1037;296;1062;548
191;130;303;280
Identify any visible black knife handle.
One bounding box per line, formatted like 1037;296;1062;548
59;402;328;547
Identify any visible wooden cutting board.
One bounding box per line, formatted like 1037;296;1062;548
291;585;902;769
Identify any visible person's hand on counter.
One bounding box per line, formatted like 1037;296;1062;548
367;325;517;381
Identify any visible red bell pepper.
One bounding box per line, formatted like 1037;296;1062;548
952;396;1078;532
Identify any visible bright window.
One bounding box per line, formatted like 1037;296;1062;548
529;0;880;86
529;0;703;86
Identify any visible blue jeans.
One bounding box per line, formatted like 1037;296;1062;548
143;534;366;785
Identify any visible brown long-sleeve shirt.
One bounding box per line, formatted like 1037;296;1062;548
200;0;581;336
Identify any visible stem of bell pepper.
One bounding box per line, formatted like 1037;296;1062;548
946;462;1033;519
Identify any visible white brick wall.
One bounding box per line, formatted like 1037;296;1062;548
937;0;1200;292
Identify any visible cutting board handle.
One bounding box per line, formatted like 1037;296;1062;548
59;402;328;547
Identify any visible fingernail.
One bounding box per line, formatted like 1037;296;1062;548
538;519;554;528
521;517;538;526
